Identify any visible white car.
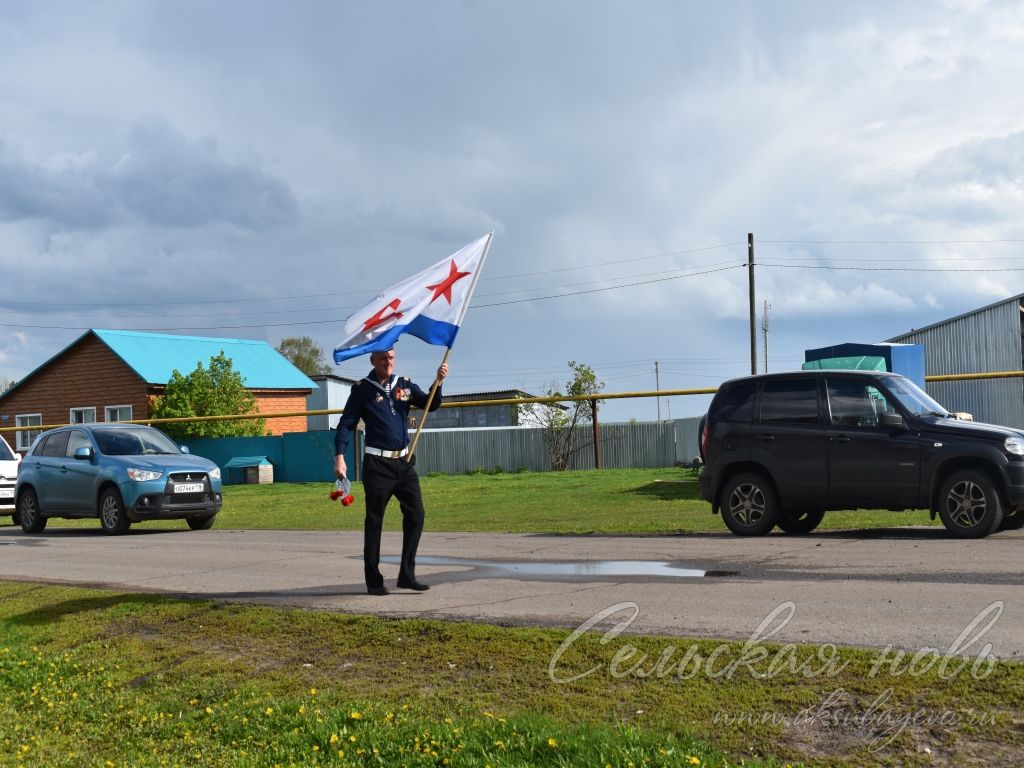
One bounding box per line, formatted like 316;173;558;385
0;433;20;523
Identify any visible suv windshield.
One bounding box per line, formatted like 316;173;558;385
879;375;949;417
93;428;181;456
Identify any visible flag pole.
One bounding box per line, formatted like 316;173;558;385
406;231;494;462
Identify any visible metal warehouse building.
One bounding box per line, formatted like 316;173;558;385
888;294;1024;428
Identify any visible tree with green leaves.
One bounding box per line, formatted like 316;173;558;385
519;360;604;471
150;352;266;441
276;336;331;376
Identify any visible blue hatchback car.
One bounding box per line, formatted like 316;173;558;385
15;423;223;534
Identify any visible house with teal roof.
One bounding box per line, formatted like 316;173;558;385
0;329;317;450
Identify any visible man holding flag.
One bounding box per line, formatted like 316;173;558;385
332;232;492;596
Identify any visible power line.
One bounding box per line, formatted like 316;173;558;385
0;258;742;321
760;263;1024;273
760;239;1024;245
473;264;741;309
0;242;744;311
0;264;744;332
482;242;744;281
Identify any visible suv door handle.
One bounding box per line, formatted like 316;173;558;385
830;435;851;443
754;434;775;442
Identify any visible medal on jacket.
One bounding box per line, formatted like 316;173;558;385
394;379;411;402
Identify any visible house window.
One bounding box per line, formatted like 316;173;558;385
70;407;97;424
15;414;42;451
105;405;133;422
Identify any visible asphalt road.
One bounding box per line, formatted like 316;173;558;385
1;524;1021;660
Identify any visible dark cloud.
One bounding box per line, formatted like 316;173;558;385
0;120;298;231
0;150;117;228
108;120;299;230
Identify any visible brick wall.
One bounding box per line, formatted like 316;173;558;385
254;392;311;434
0;335;148;446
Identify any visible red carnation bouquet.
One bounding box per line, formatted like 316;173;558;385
330;476;355;506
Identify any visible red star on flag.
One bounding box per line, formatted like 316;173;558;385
425;260;471;304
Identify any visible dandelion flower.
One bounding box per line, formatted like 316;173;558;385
687;757;701;766
265;708;274;716
350;711;363;720
548;738;559;748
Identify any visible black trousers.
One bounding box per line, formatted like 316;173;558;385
361;453;425;589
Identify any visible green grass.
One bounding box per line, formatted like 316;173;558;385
9;467;942;534
2;581;1020;767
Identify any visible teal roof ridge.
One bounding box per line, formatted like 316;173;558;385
92;329;318;390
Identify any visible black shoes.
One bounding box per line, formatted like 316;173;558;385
367;580;430;593
397;579;430;591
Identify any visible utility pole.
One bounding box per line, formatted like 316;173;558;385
761;300;771;373
748;233;757;375
655;360;661;421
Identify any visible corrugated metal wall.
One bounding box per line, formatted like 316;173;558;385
890;297;1024;427
402;421;682;475
306;379;353;431
186;421;691;480
674;416;702;464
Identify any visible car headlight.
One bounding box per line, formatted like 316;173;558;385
1005;437;1024;456
208;467;221;481
127;468;163;482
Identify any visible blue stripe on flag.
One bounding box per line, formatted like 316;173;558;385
406;315;460;346
333;324;409;363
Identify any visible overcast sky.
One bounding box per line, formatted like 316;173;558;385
3;0;1024;422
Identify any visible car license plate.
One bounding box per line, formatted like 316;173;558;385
0;488;13;499
173;483;205;494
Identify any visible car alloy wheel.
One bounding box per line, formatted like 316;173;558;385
720;472;778;536
938;469;1003;539
99;489;131;535
17;489;46;534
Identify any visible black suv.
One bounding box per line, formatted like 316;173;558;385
698;370;1024;538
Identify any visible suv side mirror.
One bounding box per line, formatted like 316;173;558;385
180;446;190;454
879;412;905;430
73;446;94;460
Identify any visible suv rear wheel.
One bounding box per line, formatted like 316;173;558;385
720;472;778;536
17;489;46;534
938;469;1004;539
776;509;825;535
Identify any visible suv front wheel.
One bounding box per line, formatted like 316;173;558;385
776;509;825;535
938;469;1004;539
720;472;778;536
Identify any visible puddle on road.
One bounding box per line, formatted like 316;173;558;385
382;555;707;579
